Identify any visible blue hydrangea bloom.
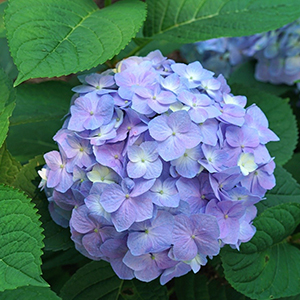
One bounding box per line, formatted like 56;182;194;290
181;18;300;87
40;50;278;285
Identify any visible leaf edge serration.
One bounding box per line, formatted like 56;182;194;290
0;183;47;291
4;0;148;86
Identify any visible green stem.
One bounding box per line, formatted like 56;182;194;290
104;60;113;68
167;286;175;297
104;0;112;7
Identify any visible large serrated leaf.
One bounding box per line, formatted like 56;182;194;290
230;84;298;166
221;203;300;300
121;279;168;300
175;271;251;300
0;286;61;300
144;0;300;43
175;273;210;300
0;67;16;148
42;248;89;271
0;37;18;80
12;155;45;197
256;166;300;215
0;2;6;38
0;184;47;291
60;260;168;300
5;0;147;86
59;261;124;300
284;153;300;184
6;81;73;162
9;81;72;126
0;143;21;185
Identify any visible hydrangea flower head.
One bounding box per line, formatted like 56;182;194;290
40;50;278;284
181;18;300;87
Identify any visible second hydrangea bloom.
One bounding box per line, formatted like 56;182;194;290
40;50;279;284
181;18;300;86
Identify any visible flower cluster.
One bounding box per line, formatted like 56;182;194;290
181;34;266;78
39;50;279;284
181;18;300;85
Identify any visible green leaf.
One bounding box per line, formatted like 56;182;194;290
175;272;251;300
228;61;293;96
42;248;90;294
279;296;300;300
221;203;300;300
12;155;44;196
9;81;72;126
7;119;61;163
0;143;21;185
0;2;7;38
144;0;300;43
121;279;168;300
230;84;298;165
42;248;89;271
12;155;73;251
137;39;181;58
284;153;300;184
59;261;123;300
6;81;73;162
256;166;300;214
0;67;16;148
115;37;181;63
175;273;210;300
5;0;147;86
0;38;18;80
0;286;61;300
0;184;47;291
60;260;168;300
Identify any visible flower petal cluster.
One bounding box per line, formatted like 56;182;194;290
181;18;300;86
40;50;278;284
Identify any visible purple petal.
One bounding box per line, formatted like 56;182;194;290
82;231;103;258
111;200;137;231
148;115;172;141
70;206;95;234
131;195;153;222
100;184;125;213
130;179;155;197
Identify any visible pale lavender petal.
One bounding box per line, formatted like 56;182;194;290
70;206;94;234
100;184;125;213
148;115;172;141
131;195;153;222
127;161;147;178
127;145;144;162
111;200;137;231
157;135;186;161
130;178;155;197
44;151;62;170
143;159;163;179
160;263;191;285
82;231;103;258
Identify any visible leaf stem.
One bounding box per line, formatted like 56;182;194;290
167;286;175;297
288;232;300;245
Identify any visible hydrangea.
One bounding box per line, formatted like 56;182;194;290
40;50;279;284
180;35;268;78
181;18;300;86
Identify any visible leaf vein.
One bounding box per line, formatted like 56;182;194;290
18;8;97;79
